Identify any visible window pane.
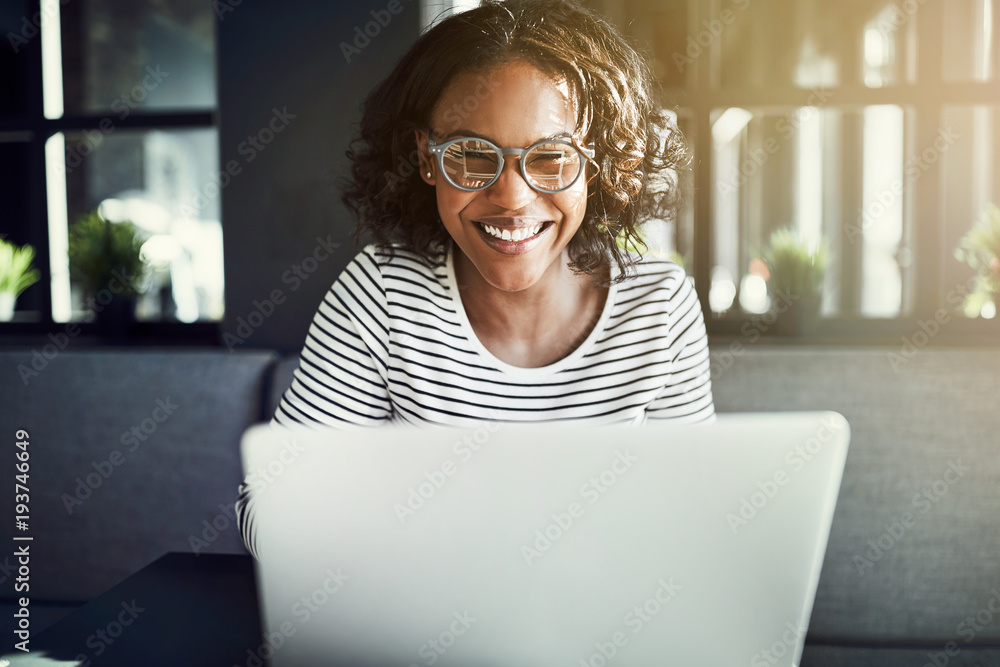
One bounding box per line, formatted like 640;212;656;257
717;0;840;89
859;105;906;317
710;106;836;315
0;140;32;242
0;139;38;320
941;106;999;319
709;105;911;319
631;110;693;273
0;2;33;117
60;0;216;114
421;1;482;31
943;0;997;82
863;4;918;88
615;0;687;89
675;112;696;274
52;128;224;323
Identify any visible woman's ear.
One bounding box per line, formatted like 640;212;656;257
415;129;436;186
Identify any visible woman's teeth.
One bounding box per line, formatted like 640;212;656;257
481;223;543;242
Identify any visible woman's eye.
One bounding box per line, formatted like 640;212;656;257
463;150;497;162
461;151;499;171
527;150;573;172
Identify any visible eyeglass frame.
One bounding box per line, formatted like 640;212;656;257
426;133;597;194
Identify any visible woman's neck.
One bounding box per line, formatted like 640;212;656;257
453;244;609;367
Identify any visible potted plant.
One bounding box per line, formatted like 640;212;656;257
760;227;830;335
67;210;148;335
954;203;1000;318
0;239;41;321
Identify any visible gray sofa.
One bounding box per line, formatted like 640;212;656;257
2;346;998;666
0;350;275;634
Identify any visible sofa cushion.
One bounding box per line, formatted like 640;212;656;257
711;346;1000;644
1;348;277;601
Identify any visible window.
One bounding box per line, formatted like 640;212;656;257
1;0;222;332
591;0;1000;339
421;0;482;31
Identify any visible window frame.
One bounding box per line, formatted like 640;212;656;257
648;0;1000;343
0;0;220;342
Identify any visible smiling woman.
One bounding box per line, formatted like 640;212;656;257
236;0;714;558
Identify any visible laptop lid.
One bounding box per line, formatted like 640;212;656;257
240;411;849;667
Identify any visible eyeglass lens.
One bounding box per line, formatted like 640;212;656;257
440;140;583;191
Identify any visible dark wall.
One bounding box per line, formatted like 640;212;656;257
219;1;419;353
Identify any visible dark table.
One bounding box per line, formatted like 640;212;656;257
7;552;263;667
7;553;941;667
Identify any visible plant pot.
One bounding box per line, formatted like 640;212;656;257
95;294;137;340
0;292;14;321
771;292;821;337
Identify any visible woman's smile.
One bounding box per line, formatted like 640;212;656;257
471;217;554;255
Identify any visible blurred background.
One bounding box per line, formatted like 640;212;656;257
1;5;998;662
1;0;998;349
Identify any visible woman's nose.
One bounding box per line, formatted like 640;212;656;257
485;157;536;210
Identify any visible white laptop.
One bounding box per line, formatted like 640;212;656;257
240;411;850;667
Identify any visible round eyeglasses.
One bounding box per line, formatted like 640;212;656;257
427;135;596;193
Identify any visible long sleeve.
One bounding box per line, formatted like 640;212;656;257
273;247;392;427
236;247;392;559
645;271;715;423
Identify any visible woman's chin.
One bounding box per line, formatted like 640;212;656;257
480;269;544;293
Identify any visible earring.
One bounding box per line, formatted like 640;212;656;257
426;171;433;179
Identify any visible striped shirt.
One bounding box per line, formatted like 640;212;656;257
237;242;714;556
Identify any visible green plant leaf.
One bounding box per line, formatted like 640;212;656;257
0;239;41;298
955;203;1000;295
67;211;148;297
761;227;830;299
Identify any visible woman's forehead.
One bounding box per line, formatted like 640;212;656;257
431;61;582;142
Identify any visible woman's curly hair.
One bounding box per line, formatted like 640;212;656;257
343;0;688;283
